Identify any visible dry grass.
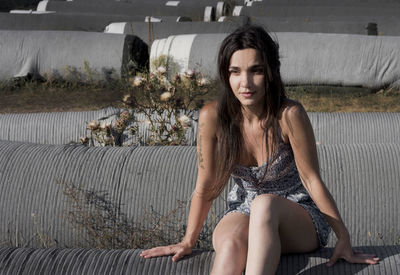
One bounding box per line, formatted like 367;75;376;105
0;79;125;114
287;86;400;112
1;79;399;114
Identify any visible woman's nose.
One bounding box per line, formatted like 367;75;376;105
240;72;250;87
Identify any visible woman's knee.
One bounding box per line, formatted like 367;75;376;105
213;232;248;255
250;194;282;224
212;214;249;254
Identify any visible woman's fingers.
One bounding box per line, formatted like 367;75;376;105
328;248;380;267
140;243;192;262
140;246;175;258
339;250;379;265
352;249;378;259
347;254;380;265
172;248;185;262
354;253;379;259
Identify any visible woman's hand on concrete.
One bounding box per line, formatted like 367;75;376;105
327;238;380;267
139;242;193;262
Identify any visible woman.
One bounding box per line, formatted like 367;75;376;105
140;25;379;274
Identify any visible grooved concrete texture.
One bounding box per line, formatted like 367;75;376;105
0;141;399;248
0;30;148;81
0;246;399;274
1;109;399;145
150;32;400;88
0;107;120;145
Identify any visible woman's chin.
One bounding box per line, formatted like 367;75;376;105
239;99;264;109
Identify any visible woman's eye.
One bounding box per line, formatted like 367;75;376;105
253;68;264;74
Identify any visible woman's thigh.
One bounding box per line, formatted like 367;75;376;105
251;194;319;254
212;212;250;252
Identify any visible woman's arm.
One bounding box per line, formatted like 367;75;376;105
140;102;219;262
280;101;379;266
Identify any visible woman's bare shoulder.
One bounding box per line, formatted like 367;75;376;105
199;101;219;126
279;99;308;122
280;99;305;117
279;99;309;139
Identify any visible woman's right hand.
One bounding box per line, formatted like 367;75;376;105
139;242;193;262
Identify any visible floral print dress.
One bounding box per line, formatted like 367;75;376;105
225;134;331;248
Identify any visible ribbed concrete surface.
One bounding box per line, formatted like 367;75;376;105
1;110;399;146
125;111;400;145
0;142;227;247
126;111;400;146
0;246;398;274
317;143;400;246
0;107;120;145
308;112;400;145
0;141;399;248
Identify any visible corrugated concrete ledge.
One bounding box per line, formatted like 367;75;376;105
0;246;398;274
1;110;400;145
0;141;399;248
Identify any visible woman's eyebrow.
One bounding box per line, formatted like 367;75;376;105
228;64;263;69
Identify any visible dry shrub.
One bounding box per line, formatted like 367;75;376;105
82;57;217;146
60;180;214;250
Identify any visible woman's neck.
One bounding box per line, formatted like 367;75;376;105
241;104;266;125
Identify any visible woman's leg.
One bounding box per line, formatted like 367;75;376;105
245;194;319;275
211;212;250;275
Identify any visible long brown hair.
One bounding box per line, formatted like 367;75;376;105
209;25;286;200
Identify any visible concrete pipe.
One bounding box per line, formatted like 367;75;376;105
0;12;167;32
0;107;120;145
105;21;247;42
1;110;400;146
0;246;399;274
150;33;227;78
250;17;379;35
0;142;230;248
0;141;399;248
150;32;400;89
308;112;400;145
107;0;231;19
0;30;148;81
121;0;231;20
121;111;400;146
249;15;400;36
0;107;197;146
232;4;400;17
245;0;400;6
37;0;216;21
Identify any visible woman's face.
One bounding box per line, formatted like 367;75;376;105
228;48;265;110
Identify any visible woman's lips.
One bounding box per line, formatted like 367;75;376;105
240;92;254;98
